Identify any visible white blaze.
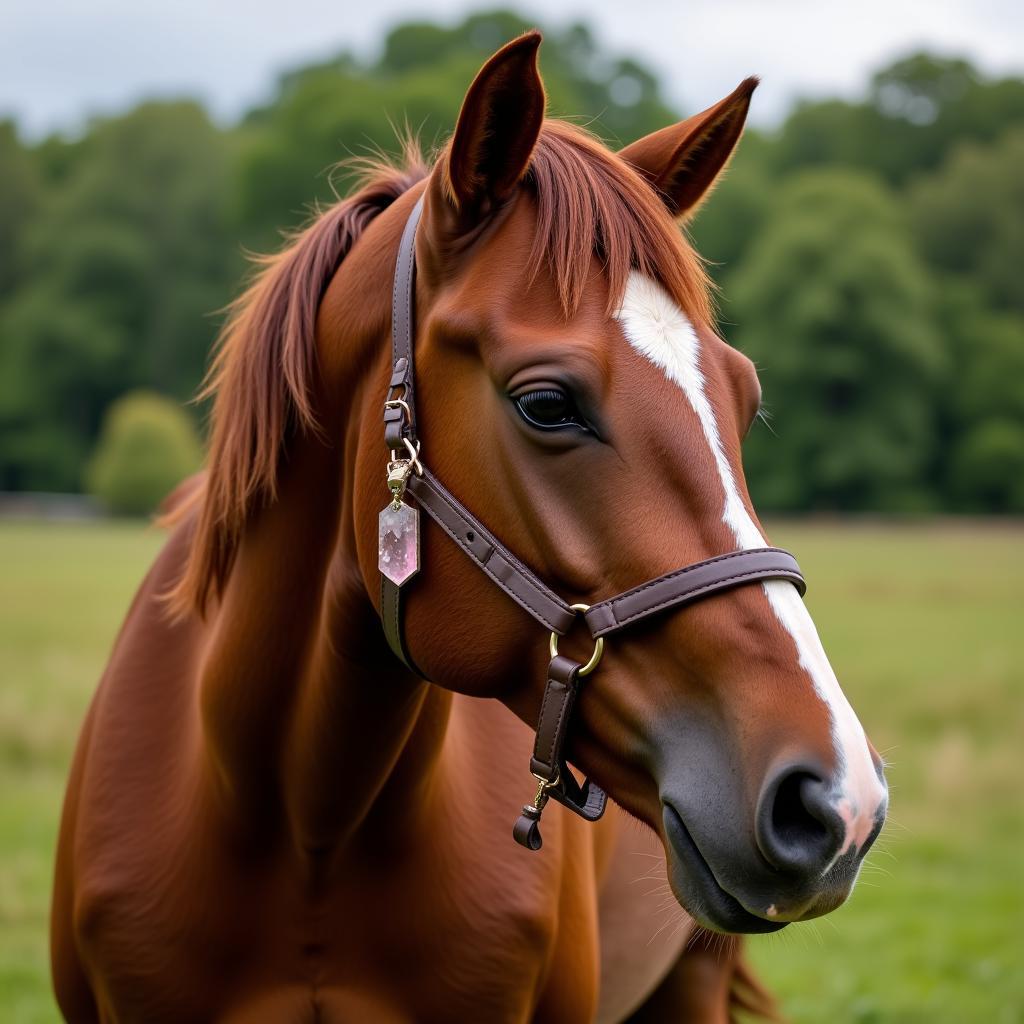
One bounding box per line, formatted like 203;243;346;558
614;273;884;861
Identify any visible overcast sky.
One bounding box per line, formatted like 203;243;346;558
2;1;1022;138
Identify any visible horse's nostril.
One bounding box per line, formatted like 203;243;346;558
772;772;828;846
757;767;844;875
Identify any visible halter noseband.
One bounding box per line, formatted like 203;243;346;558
377;196;807;851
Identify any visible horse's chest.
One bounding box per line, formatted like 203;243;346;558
314;837;596;1022
75;825;595;1023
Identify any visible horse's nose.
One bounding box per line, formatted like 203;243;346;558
755;766;846;875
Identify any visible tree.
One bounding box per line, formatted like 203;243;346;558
728;170;944;512
774;54;1024;186
86;391;203;516
949;420;1024;513
930;282;1024;512
233;11;679;249
0;120;40;296
0;102;230;491
1;17;1022;514
0;295;124;491
689;129;776;284
909;128;1024;315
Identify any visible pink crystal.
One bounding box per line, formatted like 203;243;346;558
378;502;420;585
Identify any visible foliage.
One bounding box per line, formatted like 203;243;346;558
920;281;1024;513
0;103;229;492
909;127;1024;314
234;12;677;250
772;53;1024;185
0;120;40;296
688;129;776;278
0;10;1022;513
85;391;203;515
949;418;1024;512
728;171;944;511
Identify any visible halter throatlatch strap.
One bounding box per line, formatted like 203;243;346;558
381;196;425;672
513;656;607;851
377;196;809;852
383;195;423;451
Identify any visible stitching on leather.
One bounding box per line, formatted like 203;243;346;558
391;580;402;657
540;671;576;769
599;568;803;632
410;469;799;638
586;550;799;622
602;548;791;603
381;577;406;665
412;476;572;632
382;579;394;651
391;199;420;425
534;682;558;774
420;494;560;630
421;472;566;596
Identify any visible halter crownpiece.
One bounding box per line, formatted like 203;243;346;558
378;195;807;850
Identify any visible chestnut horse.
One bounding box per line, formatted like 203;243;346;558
52;33;888;1023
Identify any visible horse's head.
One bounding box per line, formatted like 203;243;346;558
352;34;887;933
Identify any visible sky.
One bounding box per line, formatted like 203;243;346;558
2;0;1023;138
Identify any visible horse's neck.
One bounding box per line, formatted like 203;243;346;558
197;385;445;860
282;525;453;855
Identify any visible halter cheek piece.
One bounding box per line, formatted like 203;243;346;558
378;197;807;851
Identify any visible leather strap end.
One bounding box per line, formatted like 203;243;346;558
380;575;428;677
513;805;543;851
388;357;409;390
547;769;608;822
383;406;407;452
581;783;607;821
529;655;581;782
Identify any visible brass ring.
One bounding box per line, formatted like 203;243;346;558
549;603;605;676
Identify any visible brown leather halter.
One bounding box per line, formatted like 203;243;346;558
378;197;807;851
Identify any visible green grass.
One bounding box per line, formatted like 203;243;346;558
0;521;164;1023
1;520;1021;1022
753;522;1024;1023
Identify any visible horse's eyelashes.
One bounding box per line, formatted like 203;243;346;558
513;388;589;432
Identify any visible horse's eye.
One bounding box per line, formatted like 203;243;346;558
513;388;589;432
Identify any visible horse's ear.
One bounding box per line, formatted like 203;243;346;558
444;31;545;214
619;77;758;221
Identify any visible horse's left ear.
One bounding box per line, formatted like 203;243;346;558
619;77;758;220
444;31;546;214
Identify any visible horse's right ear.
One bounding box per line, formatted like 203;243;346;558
619;77;758;221
442;31;545;216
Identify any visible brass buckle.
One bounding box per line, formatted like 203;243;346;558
549;603;604;676
383;398;424;471
383;397;412;421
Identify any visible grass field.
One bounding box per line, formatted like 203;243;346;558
1;520;1021;1022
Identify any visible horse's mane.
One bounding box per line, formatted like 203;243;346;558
524;120;712;321
168;121;712;616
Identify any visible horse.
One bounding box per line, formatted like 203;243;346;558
51;32;888;1023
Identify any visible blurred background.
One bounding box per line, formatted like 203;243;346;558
0;3;1021;1021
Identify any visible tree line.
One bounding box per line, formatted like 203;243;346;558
1;10;1022;513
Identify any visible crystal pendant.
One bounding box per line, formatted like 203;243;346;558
378;500;420;586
